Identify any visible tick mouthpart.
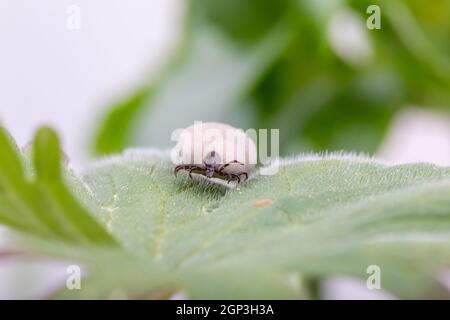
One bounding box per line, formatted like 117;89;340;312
205;166;214;178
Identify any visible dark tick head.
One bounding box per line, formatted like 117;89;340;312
203;151;221;178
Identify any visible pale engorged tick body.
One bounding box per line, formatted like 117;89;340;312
172;122;257;184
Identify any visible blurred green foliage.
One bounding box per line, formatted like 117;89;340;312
94;0;450;155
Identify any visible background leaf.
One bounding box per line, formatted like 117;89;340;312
93;0;450;155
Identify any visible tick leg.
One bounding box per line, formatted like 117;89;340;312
174;165;187;177
214;169;241;184
238;172;248;181
188;167;196;179
174;165;196;177
227;174;241;184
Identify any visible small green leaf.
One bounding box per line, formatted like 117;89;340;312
0;126;117;246
93;88;152;155
93;24;291;153
34;127;62;181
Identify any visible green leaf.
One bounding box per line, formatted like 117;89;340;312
3;128;450;299
34;127;62;181
194;0;291;45
51;150;450;299
93;88;152;155
0;126;117;246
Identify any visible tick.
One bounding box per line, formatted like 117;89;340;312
172;122;257;184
